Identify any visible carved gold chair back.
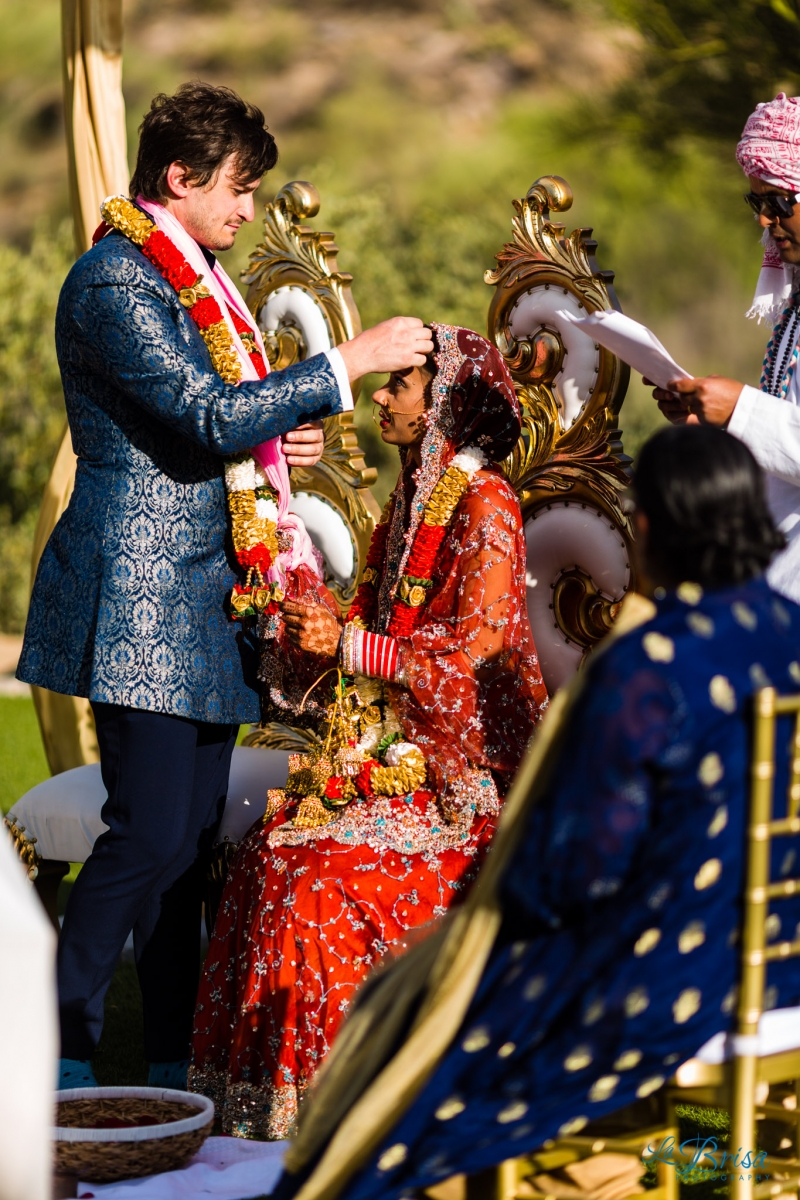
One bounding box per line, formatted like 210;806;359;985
486;175;634;695
238;180;383;753
243;180;380;614
245;174;636;697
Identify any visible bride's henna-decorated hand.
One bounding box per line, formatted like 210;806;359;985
282;600;342;657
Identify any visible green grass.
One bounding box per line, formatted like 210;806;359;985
673;1104;732;1200
0;694;50;813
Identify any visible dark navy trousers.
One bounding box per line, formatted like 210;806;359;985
57;702;237;1062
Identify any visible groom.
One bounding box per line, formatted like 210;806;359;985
16;81;433;1090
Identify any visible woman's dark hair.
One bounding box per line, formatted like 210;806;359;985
632;424;785;589
129;82;278;201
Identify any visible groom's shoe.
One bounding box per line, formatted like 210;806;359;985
58;1058;98;1089
147;1059;189;1090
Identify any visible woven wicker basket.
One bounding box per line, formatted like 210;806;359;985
54;1086;214;1182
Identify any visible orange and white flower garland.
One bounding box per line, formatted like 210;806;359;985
98;196;280;621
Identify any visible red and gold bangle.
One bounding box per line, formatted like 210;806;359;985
340;623;398;681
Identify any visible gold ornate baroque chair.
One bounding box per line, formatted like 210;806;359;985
242;180;380;621
486;175;634;694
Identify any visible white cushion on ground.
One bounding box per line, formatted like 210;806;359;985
76;1134;287;1200
0;832;57;1200
8;746;290;864
695;1006;800;1064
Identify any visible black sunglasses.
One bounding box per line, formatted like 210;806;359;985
744;190;799;219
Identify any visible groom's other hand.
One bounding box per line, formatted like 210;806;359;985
282;421;325;467
337;317;434;383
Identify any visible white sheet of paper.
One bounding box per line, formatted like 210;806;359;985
556;308;692;392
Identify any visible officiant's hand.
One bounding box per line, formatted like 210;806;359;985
647;376;743;427
281;421;325;467
337;317;434;383
282;600;342;657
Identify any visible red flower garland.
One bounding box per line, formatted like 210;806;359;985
141;229;198;292
346;509;450;639
229;308;268;380
354;759;381;797
238;542;274;573
347;519;391;628
324;776;345;800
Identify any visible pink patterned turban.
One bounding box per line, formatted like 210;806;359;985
736;94;800;322
736;93;800;192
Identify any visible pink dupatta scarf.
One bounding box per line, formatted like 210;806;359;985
136;198;321;582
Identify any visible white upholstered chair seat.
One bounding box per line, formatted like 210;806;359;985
7;745;290;865
524;502;631;694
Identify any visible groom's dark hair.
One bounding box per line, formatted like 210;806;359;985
130;81;278;201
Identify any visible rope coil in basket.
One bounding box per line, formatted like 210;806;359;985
54;1087;214;1182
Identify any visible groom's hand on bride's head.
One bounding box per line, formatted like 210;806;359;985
337;317;434;384
282;421;325;467
282;600;342;657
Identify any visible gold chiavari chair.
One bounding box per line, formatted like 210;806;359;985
455;686;800;1200
662;685;800;1200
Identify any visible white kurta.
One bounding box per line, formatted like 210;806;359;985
728;312;800;603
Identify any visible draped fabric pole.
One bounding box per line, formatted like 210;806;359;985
30;0;129;774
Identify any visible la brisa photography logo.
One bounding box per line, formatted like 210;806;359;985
644;1135;769;1182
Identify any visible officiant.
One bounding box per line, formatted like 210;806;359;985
652;93;800;605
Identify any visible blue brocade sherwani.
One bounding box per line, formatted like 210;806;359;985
17;232;342;723
293;577;800;1200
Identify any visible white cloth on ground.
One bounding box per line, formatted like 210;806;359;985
0;832;57;1200
76;1136;287;1200
728;313;800;604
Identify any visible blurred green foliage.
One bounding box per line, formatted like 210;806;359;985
0;696;50;812
0;222;72;631
603;0;800;148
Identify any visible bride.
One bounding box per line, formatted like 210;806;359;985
188;323;548;1139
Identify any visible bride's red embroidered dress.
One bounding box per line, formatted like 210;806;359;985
189;325;549;1138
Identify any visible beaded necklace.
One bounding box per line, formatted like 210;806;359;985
761;298;800;398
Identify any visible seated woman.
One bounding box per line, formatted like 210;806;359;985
272;425;800;1200
189;324;549;1139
